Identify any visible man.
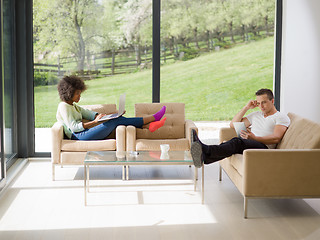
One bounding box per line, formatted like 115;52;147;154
191;88;290;168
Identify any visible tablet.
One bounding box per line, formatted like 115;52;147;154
233;122;247;137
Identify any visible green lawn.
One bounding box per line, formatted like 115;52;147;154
35;37;274;128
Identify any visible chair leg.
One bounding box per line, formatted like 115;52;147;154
219;165;222;181
244;197;248;219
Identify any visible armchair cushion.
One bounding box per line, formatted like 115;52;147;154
135;103;185;139
135;139;189;151
61;139;116;151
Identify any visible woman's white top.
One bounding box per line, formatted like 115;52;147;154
56;102;97;139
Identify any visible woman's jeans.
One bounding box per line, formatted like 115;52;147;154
202;137;268;164
71;116;144;140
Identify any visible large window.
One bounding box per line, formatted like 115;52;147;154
33;0;152;152
33;0;279;153
161;0;276;121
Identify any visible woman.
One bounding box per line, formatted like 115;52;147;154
56;75;166;140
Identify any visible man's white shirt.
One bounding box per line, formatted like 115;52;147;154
245;111;290;149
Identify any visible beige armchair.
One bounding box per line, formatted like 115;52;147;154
51;104;126;180
126;103;197;151
125;103;198;179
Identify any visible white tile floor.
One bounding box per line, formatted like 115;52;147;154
1;159;320;240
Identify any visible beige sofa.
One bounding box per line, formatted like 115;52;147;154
51;104;126;180
219;112;320;218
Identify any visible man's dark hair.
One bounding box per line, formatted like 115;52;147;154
57;75;87;102
255;88;274;100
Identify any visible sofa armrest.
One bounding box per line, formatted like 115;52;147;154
219;127;237;143
185;119;198;148
126;125;137;151
51;122;64;164
243;149;320;197
116;125;126;151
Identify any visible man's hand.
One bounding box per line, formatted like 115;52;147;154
245;100;258;110
230;100;256;129
240;128;255;140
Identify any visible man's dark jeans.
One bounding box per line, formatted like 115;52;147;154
202;137;268;164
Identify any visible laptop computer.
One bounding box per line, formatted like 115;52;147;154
98;94;126;121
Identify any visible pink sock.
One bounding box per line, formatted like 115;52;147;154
153;106;166;121
149;117;166;133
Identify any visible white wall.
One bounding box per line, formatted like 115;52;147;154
281;0;320;123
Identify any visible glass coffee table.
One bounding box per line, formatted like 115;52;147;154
84;150;204;205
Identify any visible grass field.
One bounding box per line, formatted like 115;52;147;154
35;37;274;128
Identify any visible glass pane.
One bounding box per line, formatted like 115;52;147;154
161;0;275;121
3;0;16;161
33;0;152;152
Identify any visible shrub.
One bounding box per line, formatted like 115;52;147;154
215;41;231;49
179;47;200;61
34;71;59;86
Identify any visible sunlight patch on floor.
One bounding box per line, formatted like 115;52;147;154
0;187;217;231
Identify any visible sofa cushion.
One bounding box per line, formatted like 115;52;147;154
136;139;189;151
135;103;185;139
61;139;116;151
277;112;320;149
229;154;244;176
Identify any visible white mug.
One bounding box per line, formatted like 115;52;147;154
160;144;170;153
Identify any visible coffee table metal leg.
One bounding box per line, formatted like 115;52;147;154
195;167;198;181
126;165;129;180
194;167;197;191
87;165;90;192
84;164;87;206
202;164;204;204
122;166;125;180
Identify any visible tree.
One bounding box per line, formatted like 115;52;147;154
258;0;275;35
205;0;226;42
33;0;59;60
99;0;126;51
34;0;102;71
222;0;241;43
118;0;152;65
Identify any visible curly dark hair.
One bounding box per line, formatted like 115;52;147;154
57;75;87;102
255;88;274;100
